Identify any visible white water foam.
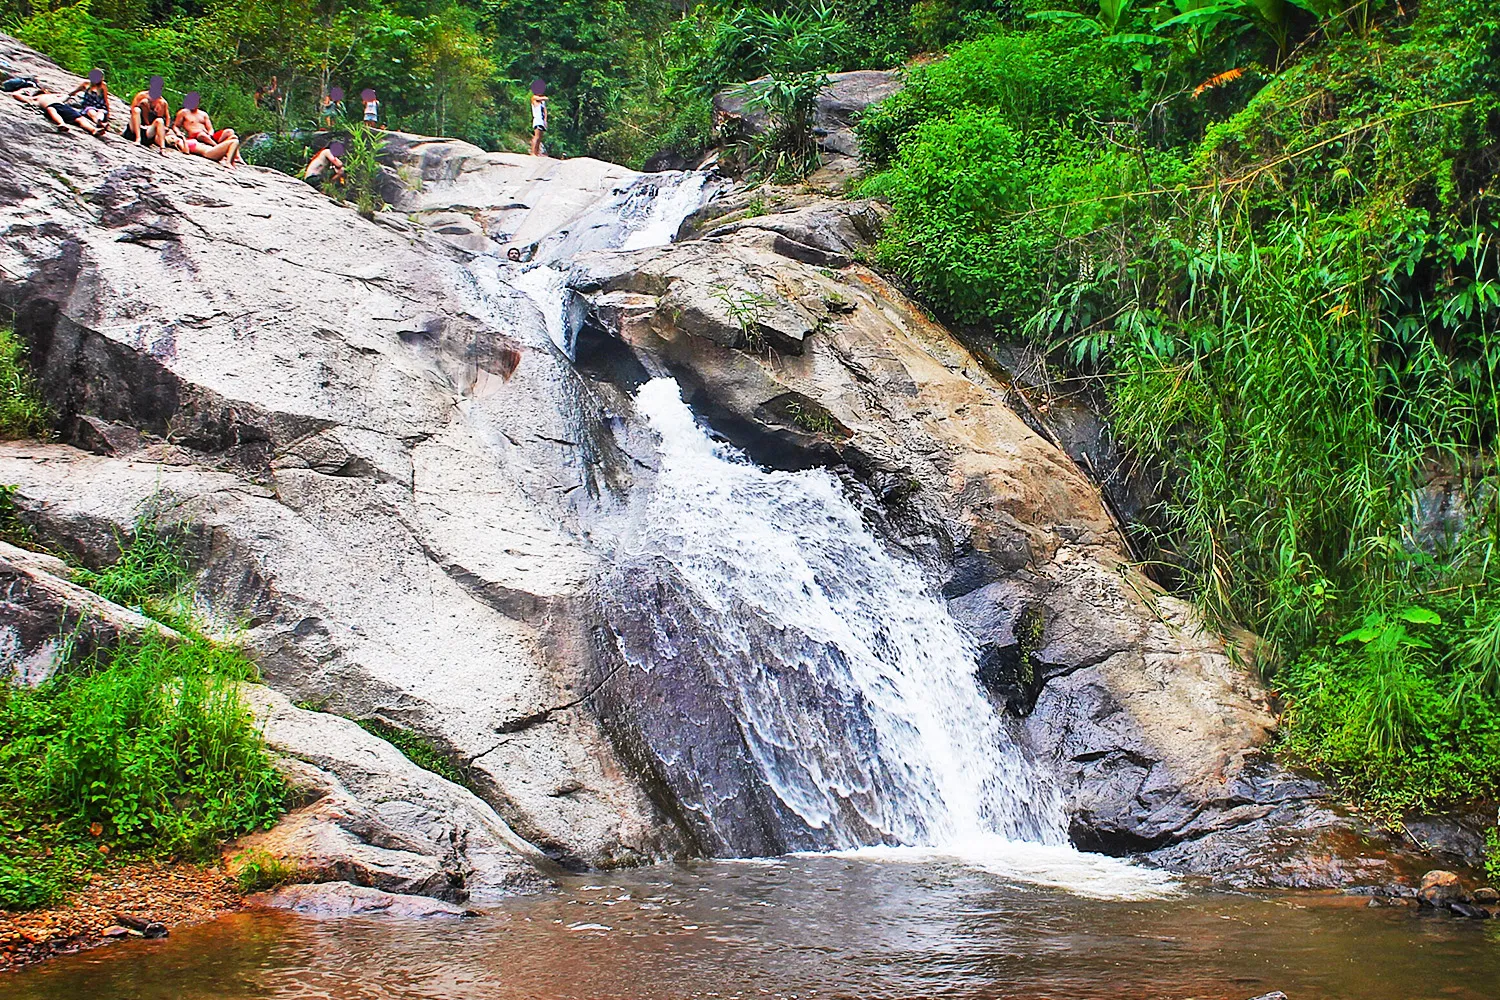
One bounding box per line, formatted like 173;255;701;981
619;172;707;251
811;838;1182;901
505;171;710;356
615;378;1070;849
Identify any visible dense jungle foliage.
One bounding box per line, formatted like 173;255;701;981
858;0;1500;821
2;0;1002;161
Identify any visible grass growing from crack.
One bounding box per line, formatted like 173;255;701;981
228;848;302;894
354;718;476;793
0;525;286;910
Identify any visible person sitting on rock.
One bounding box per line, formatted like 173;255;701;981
125;78;170;153
167;126;241;168
302;142;346;193
66;69;111;129
174;92;243;164
10;85;107;137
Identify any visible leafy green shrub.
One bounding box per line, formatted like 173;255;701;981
0;520;285;910
742;70;829;179
856;28;1139;166
0;328;50;440
343;123;389;219
0;632;286;909
858;1;1500;815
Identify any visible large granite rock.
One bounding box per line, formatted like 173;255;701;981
0;33;676;873
234;686;550;901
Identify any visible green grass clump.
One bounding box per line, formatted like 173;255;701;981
73;520;195;628
0;327;49;440
0;526;286;911
354;718;473;792
229;848;302;894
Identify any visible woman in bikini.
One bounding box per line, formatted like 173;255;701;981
167;128;241;168
66;69;111;128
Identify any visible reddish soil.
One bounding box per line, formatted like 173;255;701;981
0;861;241;973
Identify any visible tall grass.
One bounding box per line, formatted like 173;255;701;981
0;327;49;440
0;526;285;910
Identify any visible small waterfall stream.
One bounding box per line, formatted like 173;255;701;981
504;170;711;355
599;380;1069;854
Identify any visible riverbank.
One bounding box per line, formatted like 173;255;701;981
0;862;239;973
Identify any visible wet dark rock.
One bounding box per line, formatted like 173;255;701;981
1400;812;1492;867
1448;901;1493;919
112;914;167;938
1474;886;1499;904
1418;870;1470;908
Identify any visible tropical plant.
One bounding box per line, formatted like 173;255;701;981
742;70;830;179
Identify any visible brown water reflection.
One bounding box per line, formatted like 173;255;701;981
3;856;1498;1000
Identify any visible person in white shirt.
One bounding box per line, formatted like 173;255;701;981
361;88;381;129
529;79;548;156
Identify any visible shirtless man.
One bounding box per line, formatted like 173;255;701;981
10;86;107;136
303;142;346;192
126;76;170;153
174;92;242;163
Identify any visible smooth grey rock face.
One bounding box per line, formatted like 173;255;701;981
0;34;675;874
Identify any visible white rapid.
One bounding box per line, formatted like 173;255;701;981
603;379;1071;852
505;170;711;355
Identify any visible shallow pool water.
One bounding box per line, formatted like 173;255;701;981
4;855;1498;1000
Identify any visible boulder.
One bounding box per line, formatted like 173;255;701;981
232;686;551;901
248;881;479;918
0;539;178;685
1417;869;1469;908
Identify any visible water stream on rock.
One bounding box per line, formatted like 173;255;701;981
505;170;710;355
594;380;1111;878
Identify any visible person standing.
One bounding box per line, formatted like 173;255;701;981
529;79;548;156
361;88;382;129
321;86;345;129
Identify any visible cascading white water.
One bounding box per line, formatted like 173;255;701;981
604;379;1070;851
506;171;711;355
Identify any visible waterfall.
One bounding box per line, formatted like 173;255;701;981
599;379;1069;855
505;170;713;355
